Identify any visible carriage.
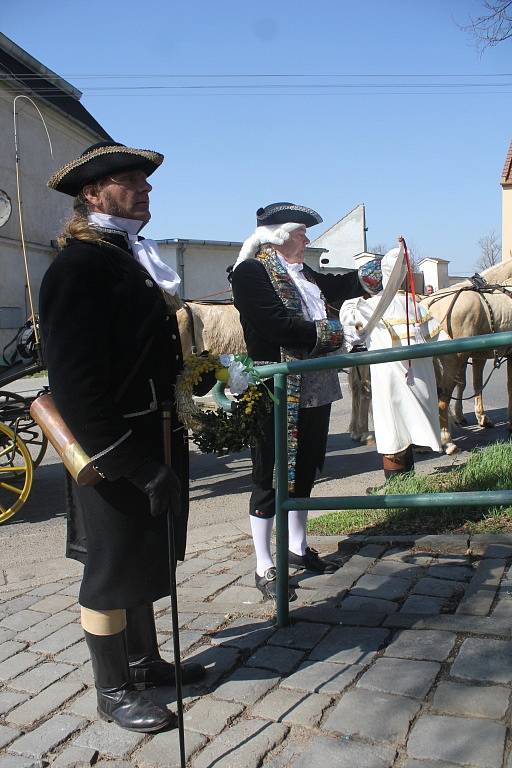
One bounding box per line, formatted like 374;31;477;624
0;320;48;522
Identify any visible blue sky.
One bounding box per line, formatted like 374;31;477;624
3;0;512;274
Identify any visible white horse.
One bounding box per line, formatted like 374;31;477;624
176;301;372;440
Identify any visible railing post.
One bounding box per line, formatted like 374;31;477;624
274;373;290;627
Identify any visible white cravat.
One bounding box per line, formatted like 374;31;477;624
277;254;326;321
88;212;181;296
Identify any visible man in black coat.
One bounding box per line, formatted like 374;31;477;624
230;203;382;601
40;142;204;733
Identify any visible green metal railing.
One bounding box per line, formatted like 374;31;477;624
214;330;512;626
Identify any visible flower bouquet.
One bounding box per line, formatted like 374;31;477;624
175;353;274;455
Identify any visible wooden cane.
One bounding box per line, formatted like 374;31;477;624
162;401;186;768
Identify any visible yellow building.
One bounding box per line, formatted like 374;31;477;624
502;140;512;261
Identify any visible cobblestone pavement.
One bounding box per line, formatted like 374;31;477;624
1;530;512;768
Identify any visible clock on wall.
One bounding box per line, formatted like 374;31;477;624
0;190;12;227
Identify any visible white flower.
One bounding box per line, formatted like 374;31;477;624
219;353;234;367
228;361;254;395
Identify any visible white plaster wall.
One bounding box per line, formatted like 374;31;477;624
0;238;53;351
156;242;327;301
180;244;239;300
312;205;365;270
503;186;512;261
419;260;452;290
0;81;106;352
419;261;440;290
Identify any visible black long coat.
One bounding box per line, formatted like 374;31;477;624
39;231;188;610
231;258;369;507
231;259;365;361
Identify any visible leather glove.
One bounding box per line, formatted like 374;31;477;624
193;350;217;396
127;460;181;518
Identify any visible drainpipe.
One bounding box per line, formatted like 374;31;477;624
176;241;186;298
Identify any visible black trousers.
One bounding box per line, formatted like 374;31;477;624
249;403;331;518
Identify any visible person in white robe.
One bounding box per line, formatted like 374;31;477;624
340;244;448;483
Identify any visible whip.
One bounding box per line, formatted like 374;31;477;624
161;402;186;768
13;94;53;350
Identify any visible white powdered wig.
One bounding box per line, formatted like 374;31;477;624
233;222;305;270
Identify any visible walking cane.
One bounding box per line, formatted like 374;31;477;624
162;401;186;768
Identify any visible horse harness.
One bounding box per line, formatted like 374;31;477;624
427;273;512;338
427;273;512;400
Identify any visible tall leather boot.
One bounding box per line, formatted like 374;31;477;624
84;629;174;733
126;603;205;688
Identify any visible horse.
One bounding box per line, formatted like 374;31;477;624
176;300;372;440
420;260;512;452
177;301;245;358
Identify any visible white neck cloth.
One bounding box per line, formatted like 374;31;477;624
277;255;326;321
88;212;181;296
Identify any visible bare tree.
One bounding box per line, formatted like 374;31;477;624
370;241;420;270
404;242;421;273
477;231;502;270
368;243;387;256
462;1;512;49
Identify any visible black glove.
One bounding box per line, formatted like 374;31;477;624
193;350;217;396
127;460;181;518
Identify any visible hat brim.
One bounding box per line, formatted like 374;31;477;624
48;146;164;196
256;203;322;228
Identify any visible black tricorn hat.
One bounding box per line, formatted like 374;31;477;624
256;202;322;228
47;141;164;196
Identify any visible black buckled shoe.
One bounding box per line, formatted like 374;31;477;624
288;547;338;574
255;567;297;602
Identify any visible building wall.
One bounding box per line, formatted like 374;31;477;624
0;81;105;350
312;204;366;270
503;185;512;261
157;241;324;300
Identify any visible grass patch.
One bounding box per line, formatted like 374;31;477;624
308;440;512;536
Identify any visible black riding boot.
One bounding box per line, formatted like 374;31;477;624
84;629;174;733
126;603;205;688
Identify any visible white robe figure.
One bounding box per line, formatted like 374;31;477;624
340;247;447;456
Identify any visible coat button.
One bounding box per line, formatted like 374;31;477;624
171;333;177;340
145;278;153;287
175;355;180;361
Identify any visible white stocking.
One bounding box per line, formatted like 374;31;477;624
250;515;274;576
288;509;309;556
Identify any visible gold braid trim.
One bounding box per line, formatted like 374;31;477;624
48;147;163;189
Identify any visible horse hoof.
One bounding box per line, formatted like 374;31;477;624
365;434;376;446
444;443;458;455
479;419;494;429
454;416;468;426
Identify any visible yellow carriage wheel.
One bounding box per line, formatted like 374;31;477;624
0;421;33;524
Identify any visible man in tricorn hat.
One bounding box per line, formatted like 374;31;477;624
39;142;206;733
230;203;382;601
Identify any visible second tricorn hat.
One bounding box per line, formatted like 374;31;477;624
256;202;322;228
47;141;164;196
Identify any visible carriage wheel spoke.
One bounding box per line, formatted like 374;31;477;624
0;481;22;495
0;442;16;458
0;466;27;473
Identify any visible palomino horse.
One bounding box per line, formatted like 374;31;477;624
420;260;512;452
176;300;371;440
